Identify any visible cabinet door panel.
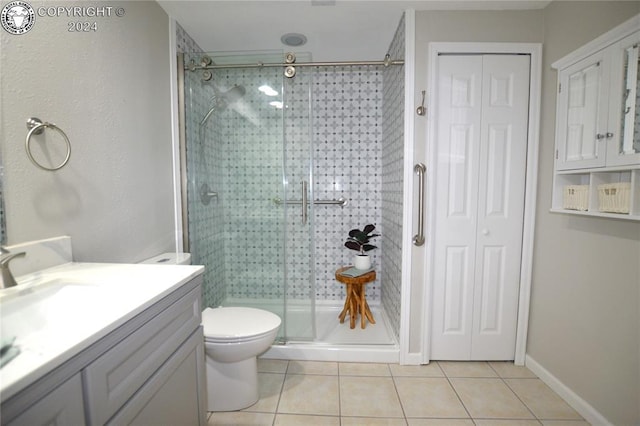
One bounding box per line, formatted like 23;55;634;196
6;374;85;426
84;286;201;425
556;51;608;170
107;329;204;426
606;31;640;166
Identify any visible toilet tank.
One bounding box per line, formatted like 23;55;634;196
140;253;191;265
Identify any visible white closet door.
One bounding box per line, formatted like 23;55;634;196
431;54;530;360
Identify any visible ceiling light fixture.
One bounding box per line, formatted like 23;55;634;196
280;33;307;47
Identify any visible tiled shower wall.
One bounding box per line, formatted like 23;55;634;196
381;15;406;340
178;24;227;308
179;14;405;340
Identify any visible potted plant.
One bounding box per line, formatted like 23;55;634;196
344;224;380;270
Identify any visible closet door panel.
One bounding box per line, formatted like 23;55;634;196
471;54;529;360
431;55;483;360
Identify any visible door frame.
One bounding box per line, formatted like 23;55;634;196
422;42;541;365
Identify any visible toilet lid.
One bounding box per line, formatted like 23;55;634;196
202;307;281;338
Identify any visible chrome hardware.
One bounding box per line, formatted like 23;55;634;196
0;249;26;289
284;52;296;64
26;117;44;135
200;55;212;66
186;56;404;73
273;197;348;207
416;90;426;116
284;65;296;78
301;181;308;224
606;132;614;138
25;118;71;171
596;133;606;140
413;163;426;247
202;70;213;81
199;183;218;205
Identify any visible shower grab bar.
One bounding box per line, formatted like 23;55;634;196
413;163;426;246
272;197;348;207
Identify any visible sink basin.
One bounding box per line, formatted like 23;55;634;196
1;279;105;343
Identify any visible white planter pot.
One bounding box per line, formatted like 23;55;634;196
354;254;371;270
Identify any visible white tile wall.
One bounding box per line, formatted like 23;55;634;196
381;14;405;340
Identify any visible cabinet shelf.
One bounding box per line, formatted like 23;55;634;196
550;208;640;221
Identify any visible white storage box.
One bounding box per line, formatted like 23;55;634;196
597;182;631;214
563;185;589;211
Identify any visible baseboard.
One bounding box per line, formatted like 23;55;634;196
525;355;612;426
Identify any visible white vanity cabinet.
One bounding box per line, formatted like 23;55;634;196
1;274;206;426
551;15;640;220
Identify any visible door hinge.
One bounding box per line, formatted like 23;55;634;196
555;149;559;160
558;83;562;93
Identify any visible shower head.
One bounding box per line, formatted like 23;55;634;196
199;84;246;126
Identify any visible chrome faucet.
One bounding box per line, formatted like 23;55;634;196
0;248;26;289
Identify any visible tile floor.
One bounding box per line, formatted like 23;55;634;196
207;360;590;425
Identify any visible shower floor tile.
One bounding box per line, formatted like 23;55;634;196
314;306;396;345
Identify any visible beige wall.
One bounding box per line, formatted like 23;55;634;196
528;2;640;425
0;1;175;262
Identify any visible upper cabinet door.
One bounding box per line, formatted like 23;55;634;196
556;50;608;170
554;26;640;171
605;31;640;167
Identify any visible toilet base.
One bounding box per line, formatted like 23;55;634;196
206;356;259;411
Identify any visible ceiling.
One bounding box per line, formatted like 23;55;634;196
158;0;551;62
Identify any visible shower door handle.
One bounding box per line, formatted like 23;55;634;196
413;163;426;246
301;180;308;224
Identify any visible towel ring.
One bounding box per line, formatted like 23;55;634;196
25;118;71;171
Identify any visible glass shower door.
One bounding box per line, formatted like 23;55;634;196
183;51;315;342
281;70;316;341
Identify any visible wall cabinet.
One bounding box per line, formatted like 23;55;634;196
552;15;640;220
1;276;206;426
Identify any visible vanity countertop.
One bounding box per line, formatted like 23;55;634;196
0;262;204;402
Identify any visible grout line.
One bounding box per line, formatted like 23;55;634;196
445;374;474;422
337;364;343;424
501;376;540;422
389;366;409;423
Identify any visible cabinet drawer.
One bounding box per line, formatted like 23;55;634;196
84;286;201;425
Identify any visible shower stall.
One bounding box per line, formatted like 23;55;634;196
178;16;407;361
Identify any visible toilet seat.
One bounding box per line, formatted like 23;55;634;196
202;307;281;341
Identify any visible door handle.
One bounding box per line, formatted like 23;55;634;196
301;180;308;224
413;163;426;246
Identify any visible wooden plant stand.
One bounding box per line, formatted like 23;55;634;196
335;266;376;329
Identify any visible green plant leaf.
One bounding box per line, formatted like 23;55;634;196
363;224;376;234
363;244;377;252
344;241;361;252
348;228;361;237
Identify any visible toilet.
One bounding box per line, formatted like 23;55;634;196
201;307;281;411
140;253;281;411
